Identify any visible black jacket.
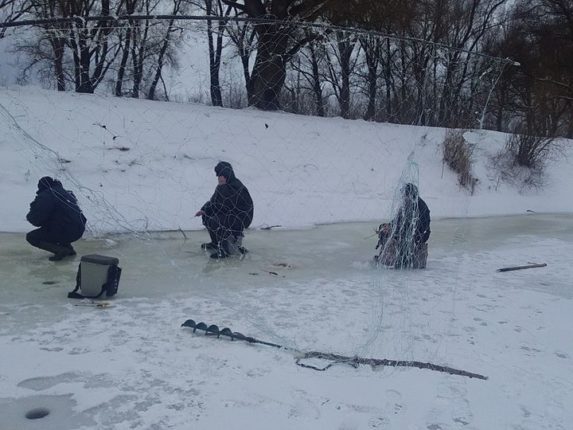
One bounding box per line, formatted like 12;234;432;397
415;197;431;243
394;196;431;244
27;184;87;237
202;177;254;228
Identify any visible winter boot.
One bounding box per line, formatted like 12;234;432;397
48;244;76;261
210;240;230;259
202;229;219;251
210;247;229;259
201;242;217;251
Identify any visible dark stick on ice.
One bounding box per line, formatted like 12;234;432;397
178;228;188;240
296;351;488;380
497;263;547;272
260;225;282;230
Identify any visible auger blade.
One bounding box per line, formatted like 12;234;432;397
206;324;220;336
194;322;208;333
232;332;246;341
220;327;233;338
181;319;196;328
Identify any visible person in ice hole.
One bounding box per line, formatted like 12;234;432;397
375;183;430;269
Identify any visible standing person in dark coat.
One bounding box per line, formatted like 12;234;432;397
195;161;254;259
375;183;430;268
26;177;87;261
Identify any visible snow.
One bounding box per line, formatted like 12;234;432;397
1;87;571;235
0;86;572;430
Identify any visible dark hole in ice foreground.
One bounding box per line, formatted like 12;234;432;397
25;407;50;419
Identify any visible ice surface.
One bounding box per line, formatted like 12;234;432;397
1;214;572;430
1;214;571;304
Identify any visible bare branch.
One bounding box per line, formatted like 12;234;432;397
221;0;246;13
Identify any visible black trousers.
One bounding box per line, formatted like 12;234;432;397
26;227;82;252
202;213;247;246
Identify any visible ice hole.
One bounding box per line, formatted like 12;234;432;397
25;407;50;420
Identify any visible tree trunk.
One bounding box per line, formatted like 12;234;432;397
76;29;93;93
207;26;223;106
90;0;112;90
308;42;324;117
209;62;223;106
383;37;393;119
206;0;230;107
361;37;380;121
148;19;175;100
115;24;133;97
239;27;255;101
131;20;147;98
50;35;66;91
249;23;290;110
437;54;458;126
115;0;137;97
337;34;353;119
241;51;252;101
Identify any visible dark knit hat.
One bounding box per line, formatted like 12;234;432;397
37;176;61;191
214;161;235;180
403;183;418;197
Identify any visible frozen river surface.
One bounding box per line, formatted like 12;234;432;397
0;214;572;430
2;214;572;304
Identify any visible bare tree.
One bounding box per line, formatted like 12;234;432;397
27;0;68;90
114;0;138;96
113;0;168;99
359;35;381;120
324;30;358;118
435;0;508;127
191;0;234;106
0;0;31;38
489;0;573;136
221;0;329;110
130;0;160;98
290;33;326;116
58;0;122;93
148;0;185;100
225;11;256;101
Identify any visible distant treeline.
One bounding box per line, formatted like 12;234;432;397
1;0;571;137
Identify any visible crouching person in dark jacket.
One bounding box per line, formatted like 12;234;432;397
26;177;87;261
195;162;254;259
375;183;430;269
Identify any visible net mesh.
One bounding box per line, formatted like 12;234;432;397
0;88;474;366
0;14;502;363
374;159;428;270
